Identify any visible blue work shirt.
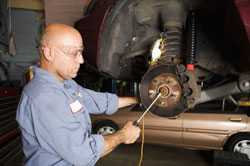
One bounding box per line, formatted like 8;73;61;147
16;66;118;166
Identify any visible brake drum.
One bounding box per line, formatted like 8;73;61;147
139;65;187;117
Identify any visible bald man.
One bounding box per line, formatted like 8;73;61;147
16;24;140;166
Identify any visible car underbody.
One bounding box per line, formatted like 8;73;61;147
75;0;250;117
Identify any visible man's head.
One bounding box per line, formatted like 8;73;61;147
39;23;84;81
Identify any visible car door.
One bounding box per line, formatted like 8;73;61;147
182;103;248;149
143;112;183;146
93;106;183;146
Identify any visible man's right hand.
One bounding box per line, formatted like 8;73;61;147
120;121;141;144
101;121;141;157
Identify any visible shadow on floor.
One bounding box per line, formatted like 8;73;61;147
97;143;213;166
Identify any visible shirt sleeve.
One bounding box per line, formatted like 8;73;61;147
79;87;119;115
31;90;104;166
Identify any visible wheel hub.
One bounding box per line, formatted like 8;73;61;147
234;140;250;159
148;73;182;108
97;126;116;136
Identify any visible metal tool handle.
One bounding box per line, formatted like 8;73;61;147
133;121;139;126
133;93;162;126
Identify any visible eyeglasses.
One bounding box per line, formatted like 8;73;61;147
56;46;84;59
40;44;84;60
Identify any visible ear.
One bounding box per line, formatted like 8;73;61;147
42;46;55;62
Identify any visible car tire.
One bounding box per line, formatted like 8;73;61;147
226;134;250;159
93;120;119;136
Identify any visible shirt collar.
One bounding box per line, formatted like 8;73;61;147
32;66;65;88
32;66;78;90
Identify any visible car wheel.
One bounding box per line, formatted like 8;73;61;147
93;120;119;136
226;134;250;159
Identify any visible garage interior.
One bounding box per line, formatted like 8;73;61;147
0;0;250;166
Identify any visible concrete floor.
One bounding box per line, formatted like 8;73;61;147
4;143;214;166
96;143;213;166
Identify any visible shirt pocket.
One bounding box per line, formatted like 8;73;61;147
71;107;92;134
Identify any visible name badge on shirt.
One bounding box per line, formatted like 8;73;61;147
70;100;83;113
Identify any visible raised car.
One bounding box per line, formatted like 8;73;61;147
75;0;250;117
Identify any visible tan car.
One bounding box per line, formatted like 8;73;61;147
92;102;250;158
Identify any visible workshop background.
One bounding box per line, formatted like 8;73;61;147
0;0;91;165
0;0;249;166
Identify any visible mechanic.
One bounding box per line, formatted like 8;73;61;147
16;23;141;166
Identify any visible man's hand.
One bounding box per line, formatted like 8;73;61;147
120;121;141;144
101;121;140;157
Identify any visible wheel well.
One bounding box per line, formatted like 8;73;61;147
223;132;250;150
84;0;99;15
92;119;119;133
